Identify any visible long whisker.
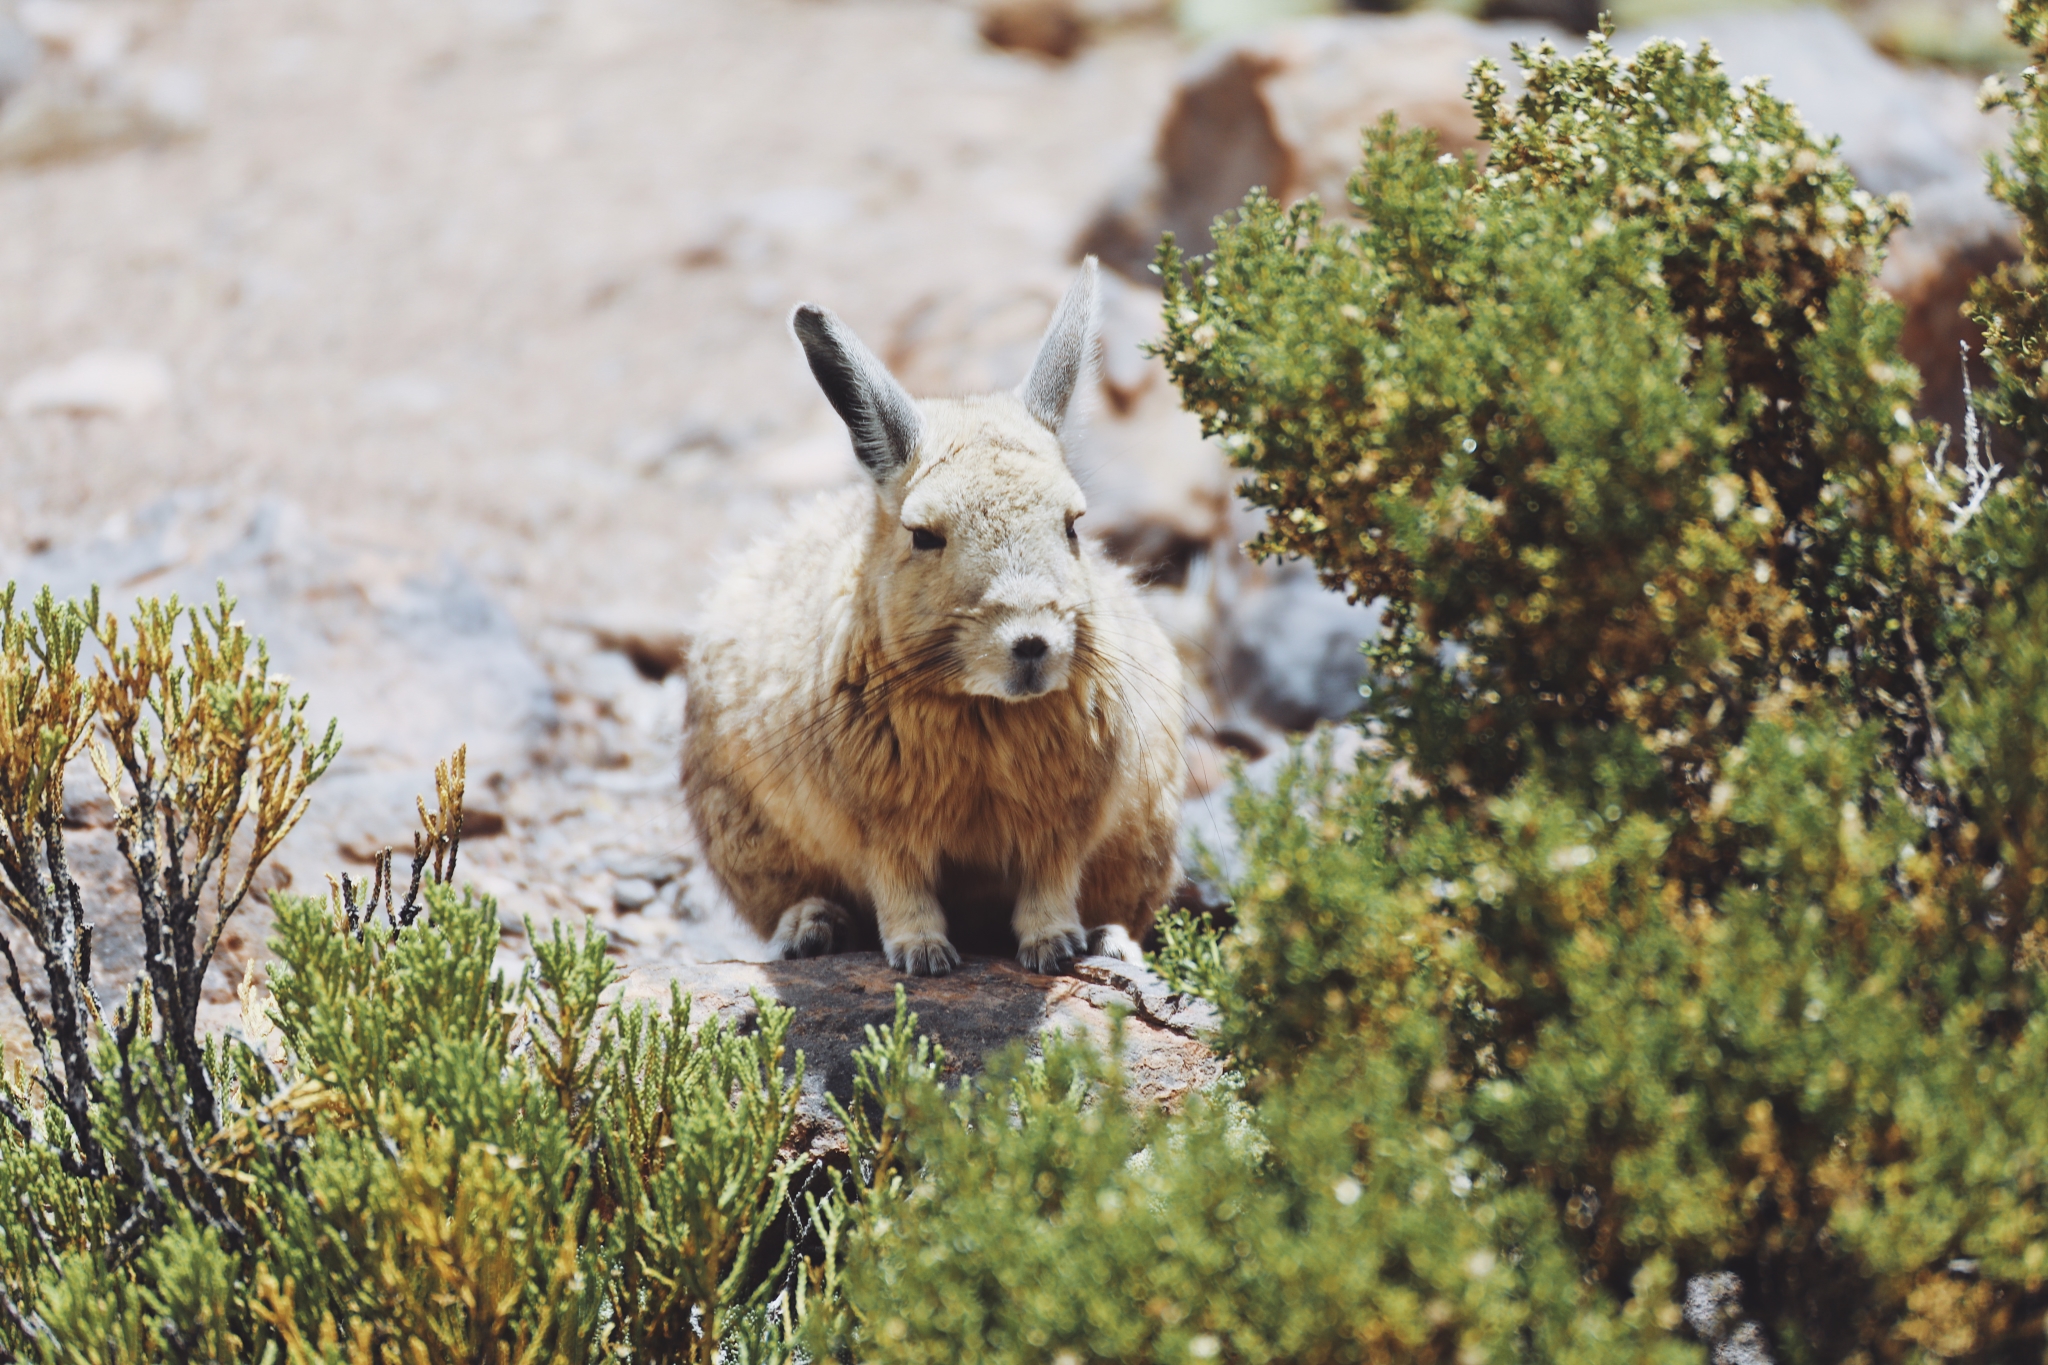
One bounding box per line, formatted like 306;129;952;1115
1064;628;1238;863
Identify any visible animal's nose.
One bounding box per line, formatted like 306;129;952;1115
1011;635;1049;662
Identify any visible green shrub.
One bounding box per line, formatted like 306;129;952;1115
811;18;2048;1365
1165;29;1958;829
0;591;806;1364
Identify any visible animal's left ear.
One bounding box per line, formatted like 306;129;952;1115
1018;257;1100;434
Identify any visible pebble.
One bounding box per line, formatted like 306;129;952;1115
612;876;658;912
6;349;172;419
604;852;691;884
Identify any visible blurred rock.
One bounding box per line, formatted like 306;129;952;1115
1216;557;1379;733
1865;0;2019;71
0;61;204;166
0;4;36;109
18;0;136;72
6;348;171;419
1078;12;1560;280
357;372;450;422
586;622;691;681
886;271;1078;398
1176;0;1335;43
972;0;1174;60
0;0;202;163
1081;0;1172;20
979;0;1086;61
618;952;1222;1158
1080;306;1227;549
605;852;692;884
1479;0;1599;32
16;496;559;857
1885;174;2019;430
612;876;658;912
1179;721;1370;902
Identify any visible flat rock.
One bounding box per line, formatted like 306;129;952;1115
618;953;1224;1158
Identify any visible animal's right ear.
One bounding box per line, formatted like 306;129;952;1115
791;305;924;481
1018;257;1100;434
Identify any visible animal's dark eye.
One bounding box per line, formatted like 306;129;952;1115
910;527;946;551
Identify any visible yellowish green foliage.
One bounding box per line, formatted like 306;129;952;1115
0;590;805;1364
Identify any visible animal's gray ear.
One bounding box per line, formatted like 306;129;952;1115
791;304;925;480
1018;257;1100;433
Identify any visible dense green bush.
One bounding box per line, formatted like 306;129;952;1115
813;18;2048;1365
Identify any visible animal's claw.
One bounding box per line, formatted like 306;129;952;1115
1017;927;1088;976
775;898;854;959
888;935;961;977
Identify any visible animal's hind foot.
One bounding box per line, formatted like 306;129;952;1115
885;932;960;977
772;898;855;960
1017;927;1088;976
1086;924;1145;965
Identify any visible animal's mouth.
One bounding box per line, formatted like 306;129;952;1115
997;622;1078;700
1006;658;1054;698
950;612;1080;701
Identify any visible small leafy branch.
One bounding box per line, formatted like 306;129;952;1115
0;587;105;1185
328;744;464;939
0;585;337;1172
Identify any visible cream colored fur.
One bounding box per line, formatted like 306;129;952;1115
682;261;1186;976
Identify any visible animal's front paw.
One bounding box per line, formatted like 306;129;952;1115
774;897;855;959
1086;923;1145;965
886;934;961;977
1017;927;1088;976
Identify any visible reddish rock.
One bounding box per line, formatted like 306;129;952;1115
1077;13;1561;280
617;952;1224;1158
979;0;1088;62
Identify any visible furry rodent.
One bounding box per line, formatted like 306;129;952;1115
681;260;1187;976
